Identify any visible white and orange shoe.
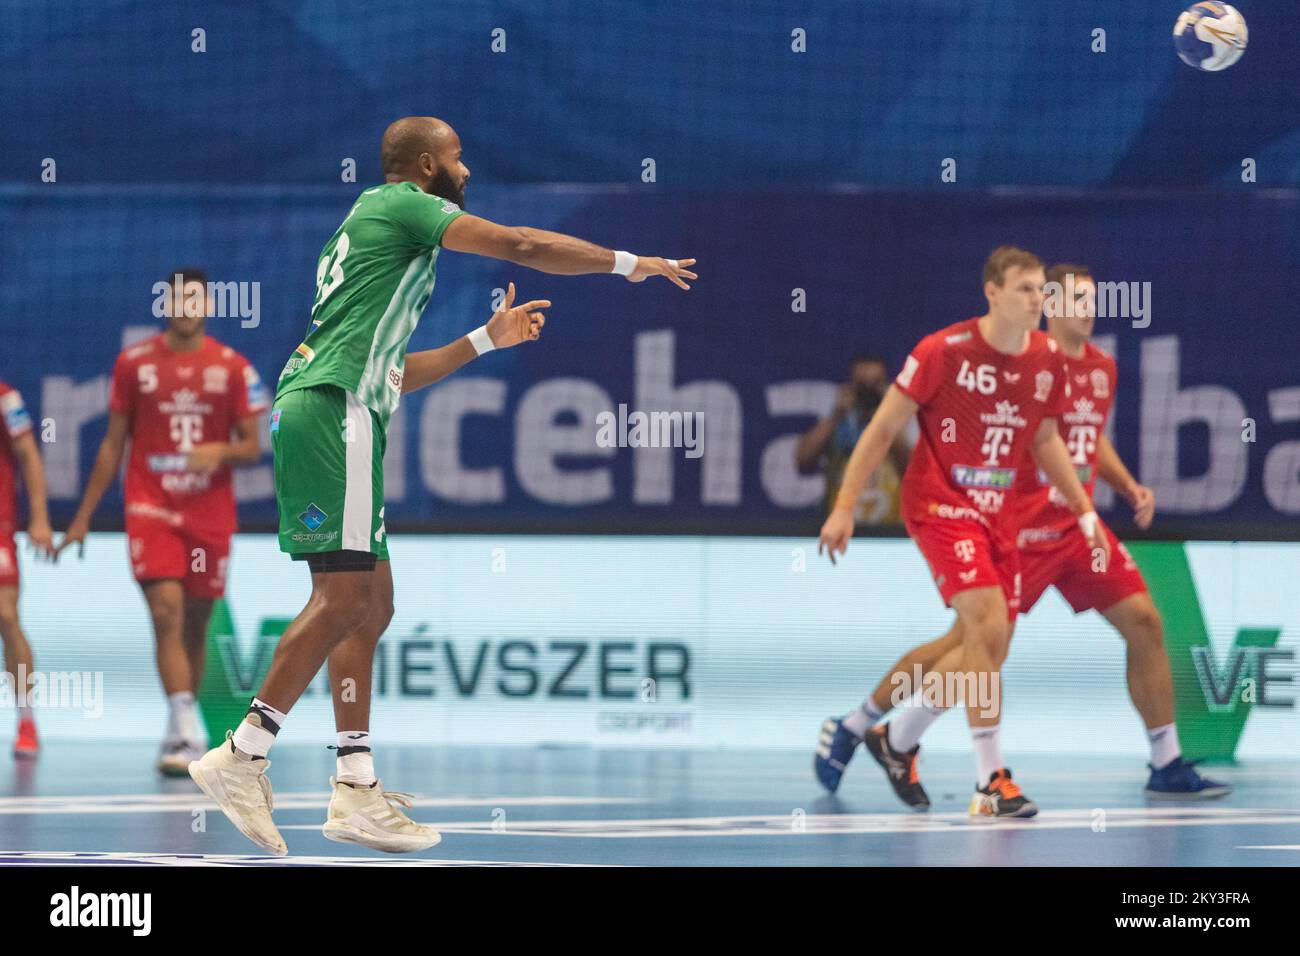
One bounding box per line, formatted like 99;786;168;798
969;768;1038;819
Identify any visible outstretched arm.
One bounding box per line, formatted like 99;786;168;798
1097;433;1154;529
402;283;549;394
818;385;918;564
440;215;697;289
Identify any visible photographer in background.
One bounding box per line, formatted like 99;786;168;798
796;352;913;525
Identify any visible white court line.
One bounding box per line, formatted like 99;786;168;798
0;794;638;816
418;807;1300;838
1237;845;1300;851
0;850;594;867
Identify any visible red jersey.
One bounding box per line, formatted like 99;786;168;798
0;382;34;536
109;335;268;536
893;318;1070;543
1012;340;1117;549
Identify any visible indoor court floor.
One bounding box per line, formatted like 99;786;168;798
1;744;1297;867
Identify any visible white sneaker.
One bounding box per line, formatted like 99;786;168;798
157;738;206;777
322;777;441;853
188;737;288;856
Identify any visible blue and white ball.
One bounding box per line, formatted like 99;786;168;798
1173;3;1248;72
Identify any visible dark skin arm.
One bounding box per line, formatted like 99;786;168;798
441;215;697;289
402;282;548;394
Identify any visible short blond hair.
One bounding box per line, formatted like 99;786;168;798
983;246;1044;287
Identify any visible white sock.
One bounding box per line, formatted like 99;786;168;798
17;704;34;722
231;698;287;758
886;697;947;752
1148;723;1181;769
336;730;375;786
167;691;201;743
971;725;1003;785
842;696;884;737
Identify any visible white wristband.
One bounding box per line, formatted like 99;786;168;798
611;250;637;276
468;325;495;356
1077;511;1098;538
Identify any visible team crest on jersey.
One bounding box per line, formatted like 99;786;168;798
203;365;229;393
1090;369;1109;397
1034;370;1054;402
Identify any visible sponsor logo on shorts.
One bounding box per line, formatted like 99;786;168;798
298;502;329;531
951;464;1016;488
1017;526;1063;548
954;539;977;563
291;530;339;545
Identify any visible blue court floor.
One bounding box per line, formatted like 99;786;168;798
1;743;1298;866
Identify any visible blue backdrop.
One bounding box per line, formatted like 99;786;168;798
1;1;1297;537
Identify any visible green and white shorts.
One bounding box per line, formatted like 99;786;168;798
271;384;389;561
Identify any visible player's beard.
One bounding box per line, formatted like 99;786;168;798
427;166;466;208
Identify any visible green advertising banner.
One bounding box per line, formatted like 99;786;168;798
1127;541;1281;764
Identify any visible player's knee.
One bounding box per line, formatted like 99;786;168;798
148;599;183;638
370;597;394;637
964;614;1011;663
1122;604;1165;651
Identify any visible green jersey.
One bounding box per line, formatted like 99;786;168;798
276;181;465;424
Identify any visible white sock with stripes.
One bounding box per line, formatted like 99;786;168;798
1148;723;1181;769
971;725;1003;785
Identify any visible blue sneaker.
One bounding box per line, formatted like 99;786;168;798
813;716;861;793
1145;756;1232;799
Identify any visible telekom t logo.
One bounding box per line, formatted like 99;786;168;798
980;426;1014;465
1067;424;1098;463
170;413;204;451
953;539;976;563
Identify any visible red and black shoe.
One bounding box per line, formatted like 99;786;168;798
863;726;930;810
969;768;1038;819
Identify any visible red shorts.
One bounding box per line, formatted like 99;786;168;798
1018;520;1147;615
908;518;1021;621
125;513;231;599
0;533;17;588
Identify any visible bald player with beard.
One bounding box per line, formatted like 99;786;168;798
190;117;698;856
